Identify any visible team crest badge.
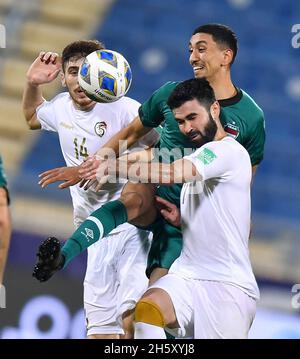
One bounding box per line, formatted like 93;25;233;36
224;123;239;139
94;122;107;137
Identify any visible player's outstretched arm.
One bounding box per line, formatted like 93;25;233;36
79;116;152;181
93;157;201;188
98;116;152;158
0;188;11;285
251;165;258;185
122;158;201;185
39;166;81;189
22;52;61;130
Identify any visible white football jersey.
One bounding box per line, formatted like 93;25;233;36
170;136;259;299
37;92;158;228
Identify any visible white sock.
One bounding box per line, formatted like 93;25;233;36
134;322;166;339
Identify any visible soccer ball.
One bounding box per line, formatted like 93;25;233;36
78;49;132;103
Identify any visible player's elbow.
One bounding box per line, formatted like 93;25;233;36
0;206;11;232
25;113;41;130
0;216;11;248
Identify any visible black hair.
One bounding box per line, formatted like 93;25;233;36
62;40;105;72
193;23;238;65
167;78;216;112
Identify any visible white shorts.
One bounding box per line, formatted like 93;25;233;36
84;225;151;336
150;274;256;339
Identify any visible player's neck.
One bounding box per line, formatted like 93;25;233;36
209;73;236;101
214;121;227;141
73;101;97;112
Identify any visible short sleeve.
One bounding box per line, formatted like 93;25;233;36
36;99;58;132
0;156;7;188
0;156;10;204
118;97;140;128
139;81;179;128
184;140;243;182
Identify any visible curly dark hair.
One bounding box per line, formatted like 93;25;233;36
167;78;216;112
61;40;105;72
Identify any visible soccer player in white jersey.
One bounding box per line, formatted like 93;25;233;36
92;78;259;339
22;40;156;339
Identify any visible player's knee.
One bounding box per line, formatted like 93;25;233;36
135;298;165;327
121;309;135;339
120;191;144;209
120;185;157;225
120;191;149;222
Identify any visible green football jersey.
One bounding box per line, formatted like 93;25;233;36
139;81;265;166
219;89;265;166
0;156;7;188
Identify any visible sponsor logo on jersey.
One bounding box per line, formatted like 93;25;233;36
95;122;107;137
59;121;74;130
224;123;239;139
80;228;94;242
197;148;217;165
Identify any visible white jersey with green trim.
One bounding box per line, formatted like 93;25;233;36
37;92;158;228
171;136;259;300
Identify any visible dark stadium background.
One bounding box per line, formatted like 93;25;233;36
0;0;299;338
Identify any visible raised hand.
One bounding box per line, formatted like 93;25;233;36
26;51;62;86
38;166;81;189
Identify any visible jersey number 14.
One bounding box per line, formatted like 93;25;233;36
73;137;89;160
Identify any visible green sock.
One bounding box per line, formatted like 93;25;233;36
61;200;128;267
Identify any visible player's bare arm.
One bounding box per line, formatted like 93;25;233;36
95;156;201;186
38;120;155;189
121;157;200;184
251;165;258;185
0;188;11;285
22;52;61;130
38;166;81;189
122;147;155;163
82;146;154;179
79;116;153;180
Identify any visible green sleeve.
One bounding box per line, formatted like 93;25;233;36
0;156;9;204
0;156;7;188
139;81;179;128
245;112;266;166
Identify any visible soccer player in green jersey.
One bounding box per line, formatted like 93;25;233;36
0;156;11;285
33;24;265;287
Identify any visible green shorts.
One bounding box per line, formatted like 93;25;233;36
139;148;184;277
144;184;183;277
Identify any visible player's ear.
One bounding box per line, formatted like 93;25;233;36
221;48;233;67
61;72;66;87
210;101;220;119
